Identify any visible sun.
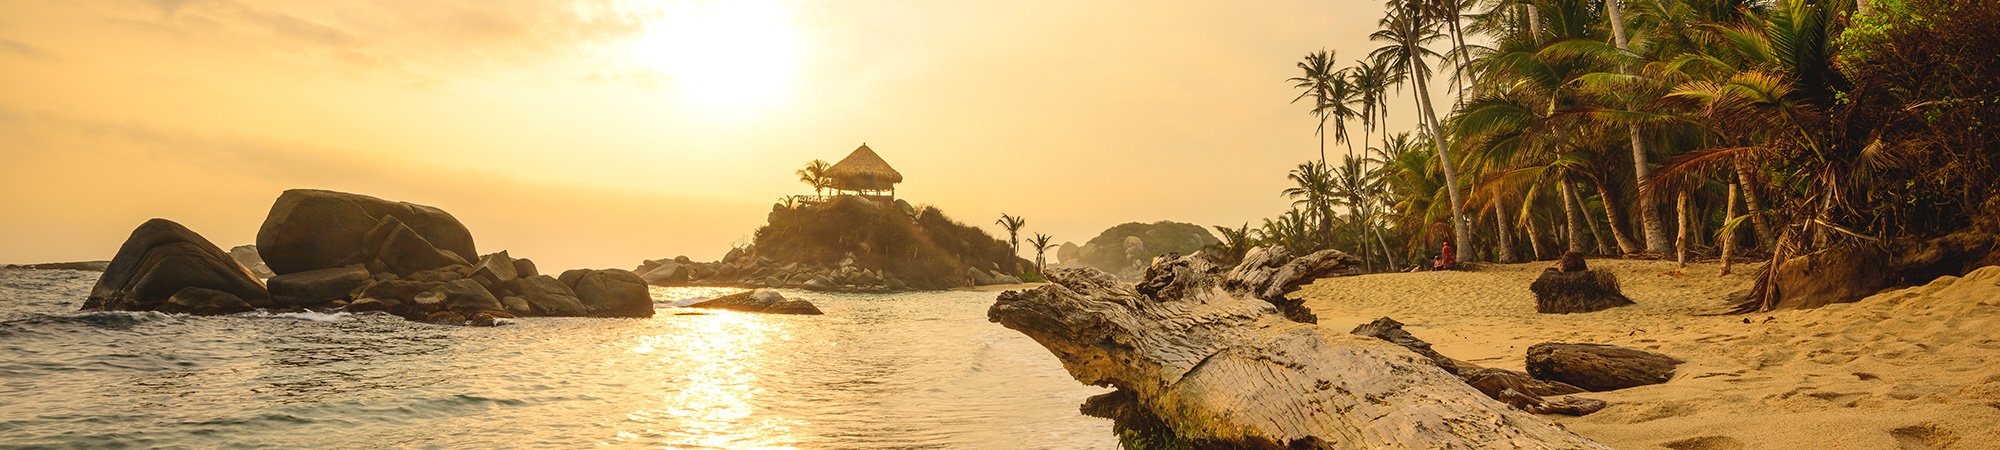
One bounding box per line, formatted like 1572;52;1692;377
619;0;802;113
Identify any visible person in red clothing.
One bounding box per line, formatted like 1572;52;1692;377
1432;241;1456;271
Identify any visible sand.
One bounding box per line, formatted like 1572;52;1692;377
1295;259;2000;450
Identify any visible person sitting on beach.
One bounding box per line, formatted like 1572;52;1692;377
1432;241;1456;271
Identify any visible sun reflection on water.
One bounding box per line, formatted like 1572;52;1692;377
620;310;803;449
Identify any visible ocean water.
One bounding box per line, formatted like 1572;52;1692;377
0;269;1114;449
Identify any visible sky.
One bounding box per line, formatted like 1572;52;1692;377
0;0;1437;272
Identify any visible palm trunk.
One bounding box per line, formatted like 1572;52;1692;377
1494;189;1518;263
1560;181;1589;254
1594;180;1644;254
1526;5;1544;44
1606;0;1672;255
1408;54;1474;261
1675;191;1691;267
1734;163;1775;250
1375;227;1399;270
1524;201;1548;261
1721;182;1740;275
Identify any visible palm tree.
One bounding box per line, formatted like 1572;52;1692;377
1283;161;1340;248
1210;223;1258;263
995;214;1027;261
1027;233;1056;274
1289;49;1342;165
796;159;833;199
1604;0;1675;254
1375;2;1475;260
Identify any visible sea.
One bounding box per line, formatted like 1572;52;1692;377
0;268;1115;449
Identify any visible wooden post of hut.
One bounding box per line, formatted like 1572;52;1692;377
825;143;904;203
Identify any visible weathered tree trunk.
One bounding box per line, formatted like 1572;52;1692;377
1593;181;1644;254
1735;164;1776;250
1525;209;1549;261
990;250;1609;449
1495;189;1519;263
1560;181;1591;254
1375;228;1400;271
1676;192;1691;267
1722;182;1740;275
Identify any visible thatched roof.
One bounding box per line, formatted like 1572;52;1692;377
825;143;903;191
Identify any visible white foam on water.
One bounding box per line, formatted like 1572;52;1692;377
263;311;348;323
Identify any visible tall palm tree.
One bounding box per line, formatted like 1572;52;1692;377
1375;2;1475;259
796;159;833;199
995;214;1027;261
1605;0;1675;254
1289;50;1342;165
1027;233;1056;274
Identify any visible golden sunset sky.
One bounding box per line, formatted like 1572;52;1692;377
0;0;1433;271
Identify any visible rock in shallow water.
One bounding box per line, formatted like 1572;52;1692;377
686;289;823;315
560;269;654;318
255;189;477;276
267;264;369;307
84;218;272;313
158;287;256;315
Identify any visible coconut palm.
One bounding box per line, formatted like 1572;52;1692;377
1210;223;1258;263
796;159;833;199
1027;233;1056;274
995;214;1027;260
1374;2;1474;260
1289;50;1343;165
1283;161;1341;248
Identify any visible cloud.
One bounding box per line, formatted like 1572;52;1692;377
0;37;61;62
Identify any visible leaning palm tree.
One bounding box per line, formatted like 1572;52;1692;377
1027;233;1056;274
796;159;833;199
1374;2;1474;259
1603;0;1674;254
995;214;1027;260
1289;49;1342;165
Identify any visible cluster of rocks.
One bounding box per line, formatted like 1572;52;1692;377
80;189;653;325
632;248;1024;292
684;289;822;315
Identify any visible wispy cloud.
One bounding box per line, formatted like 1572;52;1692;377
0;37;61;62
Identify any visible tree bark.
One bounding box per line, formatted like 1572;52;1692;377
1593;181;1644;254
1525;203;1549;261
1675;191;1691;267
1606;0;1672;255
1721;182;1740;275
990;253;1610;449
1495;189;1519;263
1375;227;1400;270
1560;181;1591;254
1735;163;1776;250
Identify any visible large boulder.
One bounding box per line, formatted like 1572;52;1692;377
362;216;469;276
501;275;589;317
470;251;519;285
84;219;272;312
560;269;654;317
638;261;690;286
255;189;477;276
425;279;504;314
228;245;276;279
686;289;823;315
1526;343;1682;392
267;264;370;306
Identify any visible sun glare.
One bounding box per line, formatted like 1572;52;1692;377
618;0;802;114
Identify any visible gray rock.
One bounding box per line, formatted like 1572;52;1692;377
512;258;539;278
158;287;255;315
84;219;272;312
686;289;823;315
267;264;369;306
432;279;503;314
343;297;387;313
503;275;588;317
638;261;690;286
363;216;469;276
500;296;532;316
255;189;477;275
967;267;998;285
228;245;276;279
559;269;654;318
471;250;520;285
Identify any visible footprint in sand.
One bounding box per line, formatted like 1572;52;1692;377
1890;424;1959;449
1662;436;1746;450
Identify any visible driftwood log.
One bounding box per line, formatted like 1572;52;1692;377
1526;343;1682;392
990;249;1608;449
1529;269;1634;314
1350;318;1605;416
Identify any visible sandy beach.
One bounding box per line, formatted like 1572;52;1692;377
1297;259;2000;449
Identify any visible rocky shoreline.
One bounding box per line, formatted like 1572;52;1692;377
632;248;1026;294
78;189;654;326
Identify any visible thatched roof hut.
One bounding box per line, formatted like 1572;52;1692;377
825;144;903;194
